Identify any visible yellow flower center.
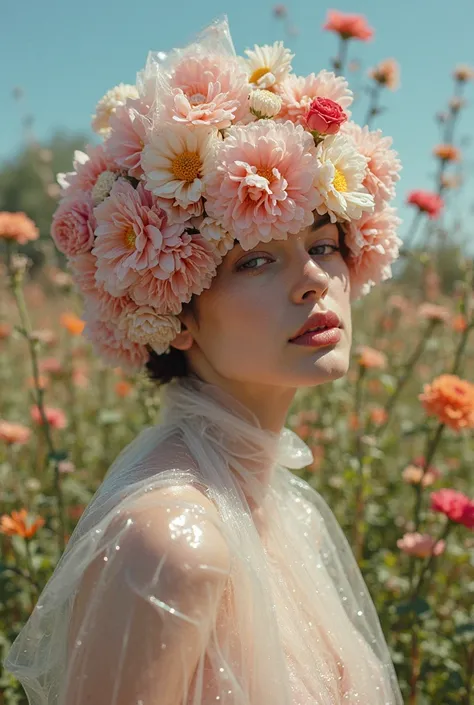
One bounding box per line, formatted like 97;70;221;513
249;66;271;84
124;227;136;250
171;151;201;183
333;168;348;192
257;166;274;182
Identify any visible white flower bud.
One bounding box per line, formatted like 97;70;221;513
249;89;282;119
92;171;118;206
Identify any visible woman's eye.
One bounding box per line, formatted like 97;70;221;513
237;256;271;271
237;244;340;271
310;244;340;256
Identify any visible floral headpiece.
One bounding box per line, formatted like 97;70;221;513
51;17;402;372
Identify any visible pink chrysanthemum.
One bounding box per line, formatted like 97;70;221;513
105;99;151;180
51;192;96;256
83;307;149;373
204;121;319;250
346;205;402;297
163;53;250;129
276;70;353;126
57;145;118;198
131;232;219;313
342;122;401;203
92;179;184;297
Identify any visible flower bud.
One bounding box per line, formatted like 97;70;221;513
249;89;282;119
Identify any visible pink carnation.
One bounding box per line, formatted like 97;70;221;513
204;121;319;250
58;144;118;198
396;532;445;558
276;70;353;126
92;179;184;297
163;53;250;129
407;190;444;220
346;205;402;297
83;308;149;373
323;10;374;41
30;405;67;430
105;99;151;179
341;122;401;203
51;192;96;256
131;232;219;313
430;489;474;529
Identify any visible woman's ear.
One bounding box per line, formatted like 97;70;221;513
170;309;195;351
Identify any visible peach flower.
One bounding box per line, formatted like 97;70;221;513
30;405;67;429
105;98;151;180
417;303;450;323
115;380;132;397
452;314;468;333
0;421;31;445
369;406;388;426
276;70;353;125
453;64;474;83
433;144;461;162
83;309;149;373
0;211;39;245
397;532;445;558
0;508;45;539
60;312;85;335
57;144;118;198
322;10;374;41
419;374;474;431
368;59;400;91
0;323;12;340
355;345;387;369
402;463;441;488
204;121;319;250
50;192;96;256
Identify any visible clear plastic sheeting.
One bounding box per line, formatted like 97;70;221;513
3;375;403;704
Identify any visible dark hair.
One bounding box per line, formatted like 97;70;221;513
145;227;350;387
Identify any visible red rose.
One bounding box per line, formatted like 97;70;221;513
430;489;474;530
406;189;444;220
305;97;347;135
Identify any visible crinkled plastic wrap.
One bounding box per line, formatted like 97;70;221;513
3;376;403;704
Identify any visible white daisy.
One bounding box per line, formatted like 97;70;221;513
142;125;217;210
91;83;139;136
244;41;294;90
313;134;375;223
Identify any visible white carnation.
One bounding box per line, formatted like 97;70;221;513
91;83;139;136
249;89;282;119
199;218;235;260
121;306;181;353
92;171;118;206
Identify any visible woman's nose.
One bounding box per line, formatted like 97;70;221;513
290;258;330;303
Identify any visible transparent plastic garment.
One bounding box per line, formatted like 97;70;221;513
3;375;403;705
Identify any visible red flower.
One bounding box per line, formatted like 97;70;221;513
407;190;444;220
323;10;374;41
430;489;474;529
305;97;347;135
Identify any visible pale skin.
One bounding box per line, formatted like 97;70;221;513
64;215;354;705
171;213;353;434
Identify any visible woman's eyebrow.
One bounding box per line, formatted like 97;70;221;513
310;214;332;231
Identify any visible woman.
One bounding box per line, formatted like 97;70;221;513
3;17;404;705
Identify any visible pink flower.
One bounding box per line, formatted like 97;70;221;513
407;190;444;220
163;53;250;129
346;205;402;297
323;10;374;41
417;303;450;323
130;232;218;313
276;70;353;126
58;145;118;198
0;421;31;445
204;121;319;250
341;123;401;203
51;192;96;256
82;309;149;373
368;59;400;91
92;179;184;298
30;405;67;430
305;97;347;135
105;99;151;179
67;252;97;296
397;532;445;558
430;489;474;529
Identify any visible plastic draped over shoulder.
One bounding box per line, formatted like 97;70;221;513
3;376;403;705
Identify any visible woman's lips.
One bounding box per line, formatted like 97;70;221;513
289;327;342;347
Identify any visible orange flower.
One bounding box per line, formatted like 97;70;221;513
115;380;132;398
452;314;468;333
26;374;49;391
0;420;31;445
60;312;85;336
355;345;387;370
433;144;461;162
39;357;63;376
322;10;374;41
419;374;474;431
368;58;400;91
0;508;45;539
369;406;388;426
0;211;39;245
453;64;474;83
0;322;12;340
30;405;67;429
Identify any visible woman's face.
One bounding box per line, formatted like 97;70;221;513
174;214;352;391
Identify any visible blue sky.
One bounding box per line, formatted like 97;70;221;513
2;0;474;239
